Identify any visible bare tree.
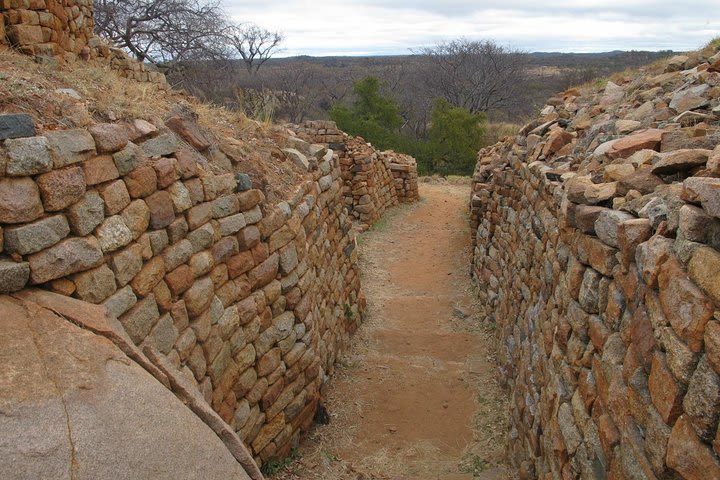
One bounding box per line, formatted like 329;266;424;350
417;39;528;113
224;24;284;75
94;0;227;68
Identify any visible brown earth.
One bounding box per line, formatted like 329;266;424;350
276;183;513;479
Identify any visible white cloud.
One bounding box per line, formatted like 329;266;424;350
223;0;720;55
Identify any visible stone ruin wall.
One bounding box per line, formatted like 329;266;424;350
0;110;371;467
294;120;419;230
0;0;167;85
471;50;720;480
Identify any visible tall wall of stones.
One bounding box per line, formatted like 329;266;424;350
294;120;419;230
471;48;720;480
0;0;94;57
0;110;364;467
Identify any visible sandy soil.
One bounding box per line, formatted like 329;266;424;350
275;183;513;480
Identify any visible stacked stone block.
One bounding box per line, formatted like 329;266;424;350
384;150;420;203
470;48;720;480
0;111;364;467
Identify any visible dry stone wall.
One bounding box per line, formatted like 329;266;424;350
471;49;720;480
0;0;93;57
0;109;365;467
293;120;419;230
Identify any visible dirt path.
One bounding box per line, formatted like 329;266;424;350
276;183;512;480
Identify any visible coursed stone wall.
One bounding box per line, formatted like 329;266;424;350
471;49;720;480
294;120;419;230
0;110;364;467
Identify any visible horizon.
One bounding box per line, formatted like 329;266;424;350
224;1;719;57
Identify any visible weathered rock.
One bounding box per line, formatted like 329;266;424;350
67;191;105;236
28;236;104;284
4;136;52;175
0;177;44;224
83;155;120;185
651;149;711;175
141;133;178;157
45;128;96;167
0;258;30;293
4;215;69;255
72;264;117;303
0;295;252;480
607;129;663;159
667;415;720;479
89;123;130;153
36;166;86;212
0;113;35;140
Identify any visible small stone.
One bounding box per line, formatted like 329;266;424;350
683;177;720;218
153;157;179;189
99;180;131;215
595;210;634;248
67;191;105;236
4;215;69;255
28;236;104;284
130;256;166;297
688;246;720;305
119;294;160;344
36;166;86;211
4;136;52;175
666;415;720;480
282;148;309;170
141;133;178;157
0;177;44;224
112;142;147;175
0;113;35;140
235;173;252;191
163;239;193;271
124;164;158;198
219;213;246;236
618;169;664;195
102;285;137;318
659;257;714;352
108;244;143;287
167;181;192;213
149;313;178;354
145;191;176;229
45;129;96;167
72;264;117;303
166;115;211;151
0;258;30;293
96;216;133;253
120;200;150;240
651;149;711;175
183;277;215;317
88;123;129;153
82;155;120;185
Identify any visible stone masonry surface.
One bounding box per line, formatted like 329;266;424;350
470;48;720;479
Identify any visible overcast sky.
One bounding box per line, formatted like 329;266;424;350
224;1;720;56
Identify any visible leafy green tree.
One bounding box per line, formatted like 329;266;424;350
329;76;403;150
427;98;485;176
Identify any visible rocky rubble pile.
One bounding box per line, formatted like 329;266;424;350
471;45;720;479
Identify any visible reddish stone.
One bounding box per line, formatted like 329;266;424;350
542;127;573;157
36;166;86;212
667;415;720;479
237;189;264;211
237;225;261;250
227;251;255;278
145;191;175;229
0;177;43;224
165;264;194;298
88;123;129;153
130;256;166;297
617;218;652;268
99;180;131;215
175;147;200;179
153;157;179;189
649;351;684;424
659;257;714;353
249;253;279;289
124;164;157;198
211;236;238;264
166;115;211;151
83;155;120;185
608;129;664;159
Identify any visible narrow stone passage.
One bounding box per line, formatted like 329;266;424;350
279;182;512;480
